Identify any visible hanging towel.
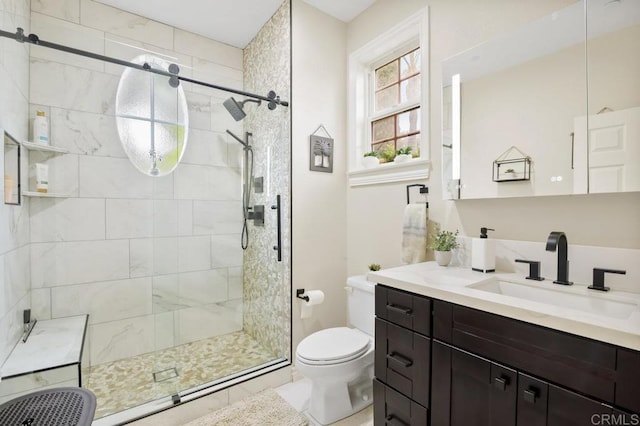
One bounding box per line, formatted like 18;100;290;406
402;204;428;264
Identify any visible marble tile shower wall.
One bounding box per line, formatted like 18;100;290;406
243;0;291;359
28;0;249;366
0;0;31;366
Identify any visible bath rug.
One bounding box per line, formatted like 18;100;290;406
182;388;308;426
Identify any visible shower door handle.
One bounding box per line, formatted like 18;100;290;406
271;195;282;262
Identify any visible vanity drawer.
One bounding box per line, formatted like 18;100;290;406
374;379;428;426
375;318;430;408
616;348;640;413
446;304;617;403
376;285;431;336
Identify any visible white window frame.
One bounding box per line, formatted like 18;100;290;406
348;8;430;187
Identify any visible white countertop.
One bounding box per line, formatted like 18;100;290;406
1;315;88;378
369;262;640;351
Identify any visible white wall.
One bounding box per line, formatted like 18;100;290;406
291;0;348;352
0;0;31;366
346;0;640;277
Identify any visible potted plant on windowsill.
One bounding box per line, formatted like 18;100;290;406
362;151;380;168
378;144;396;164
429;228;459;266
394;146;412;163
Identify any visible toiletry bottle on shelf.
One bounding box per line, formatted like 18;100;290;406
34;163;49;193
472;227;495;273
33;110;49;145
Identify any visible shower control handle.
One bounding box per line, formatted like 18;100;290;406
247;205;264;226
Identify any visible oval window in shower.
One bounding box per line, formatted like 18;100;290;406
115;54;189;176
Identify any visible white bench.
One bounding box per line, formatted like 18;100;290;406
0;315;89;403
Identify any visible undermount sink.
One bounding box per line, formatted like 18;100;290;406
467;279;638;320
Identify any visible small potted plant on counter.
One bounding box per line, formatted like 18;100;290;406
367;263;381;281
394;146;413;163
430;228;459;266
362;151;380;168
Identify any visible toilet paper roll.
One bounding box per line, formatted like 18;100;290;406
300;290;325;319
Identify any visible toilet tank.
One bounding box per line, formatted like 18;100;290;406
346;275;375;336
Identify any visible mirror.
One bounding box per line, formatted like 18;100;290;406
3;130;21;205
442;0;640;199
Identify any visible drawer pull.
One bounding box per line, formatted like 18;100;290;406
523;388;537;403
387;352;413;368
387;304;412;315
493;376;508;391
386;414;409;426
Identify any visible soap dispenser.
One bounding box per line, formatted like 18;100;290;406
472;227;495;273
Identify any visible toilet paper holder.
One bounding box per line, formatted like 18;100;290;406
296;289;310;302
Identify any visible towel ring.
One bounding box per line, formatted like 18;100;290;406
406;184;428;207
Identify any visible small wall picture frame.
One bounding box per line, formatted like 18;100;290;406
309;125;334;173
3;130;21;206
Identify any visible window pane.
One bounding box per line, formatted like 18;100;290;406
375;60;398;89
400;49;420;78
397;134;421;156
372;116;395;142
375;85;399;111
397;108;421;135
400;75;421;104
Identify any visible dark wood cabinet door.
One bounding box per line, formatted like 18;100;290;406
616;348;640;414
547;384;612;426
375;285;431;336
517;373;548;426
431;340;452;426
374;379;428;426
375;318;430;408
433;341;517;426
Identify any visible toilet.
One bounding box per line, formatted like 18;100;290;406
295;275;375;425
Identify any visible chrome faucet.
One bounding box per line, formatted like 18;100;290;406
545;231;572;285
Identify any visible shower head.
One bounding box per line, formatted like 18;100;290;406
223;97;262;121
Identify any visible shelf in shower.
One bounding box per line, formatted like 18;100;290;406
22;191;71;198
21;141;69;154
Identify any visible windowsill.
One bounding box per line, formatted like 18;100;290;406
348;158;430;187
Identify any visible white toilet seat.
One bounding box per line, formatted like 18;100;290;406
296;327;371;366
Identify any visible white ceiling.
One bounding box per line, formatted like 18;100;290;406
95;0;376;48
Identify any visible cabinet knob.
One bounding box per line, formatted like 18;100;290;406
387;352;413;368
386;414;409;426
386;304;413;315
523;388;537;403
493;376;508;391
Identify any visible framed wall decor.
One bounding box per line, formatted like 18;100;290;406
309;125;334;173
3;130;21;205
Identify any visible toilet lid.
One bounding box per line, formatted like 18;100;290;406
296;327;370;363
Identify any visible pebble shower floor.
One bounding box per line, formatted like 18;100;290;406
84;331;275;419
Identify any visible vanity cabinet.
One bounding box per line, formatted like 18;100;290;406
374;285;431;425
374;285;640;425
432;341;615;426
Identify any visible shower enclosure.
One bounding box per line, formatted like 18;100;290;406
0;0;291;422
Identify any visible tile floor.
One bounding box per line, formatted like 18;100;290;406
275;378;374;426
85;331;276;419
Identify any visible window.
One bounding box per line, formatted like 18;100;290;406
348;9;429;186
371;48;421;161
